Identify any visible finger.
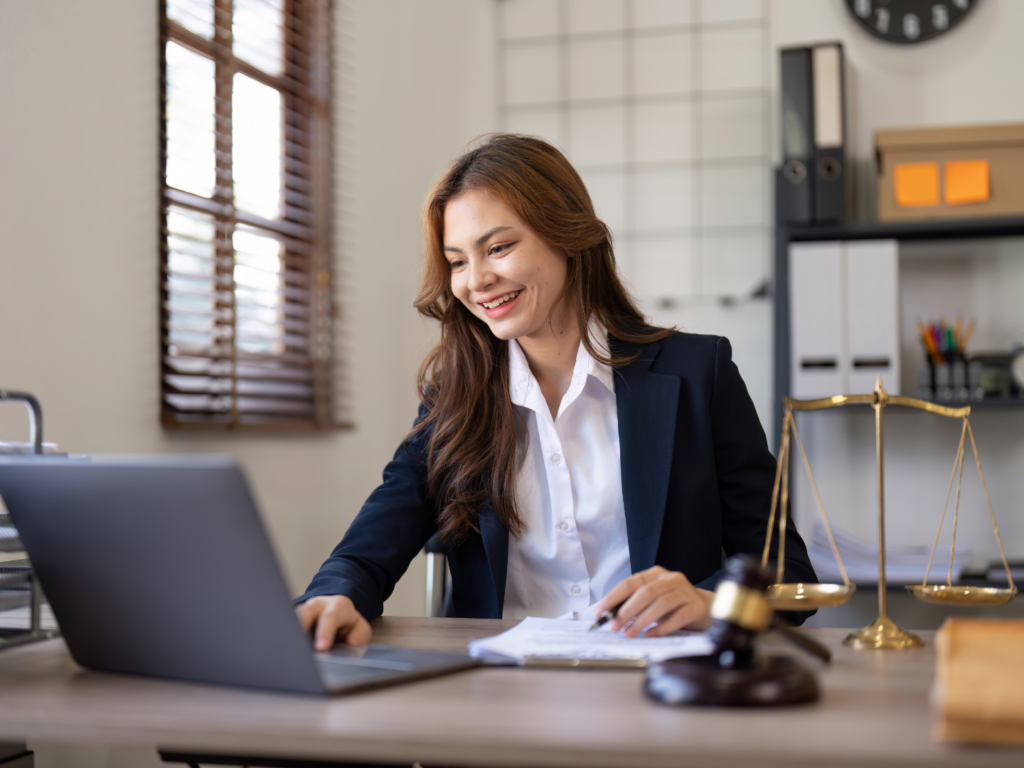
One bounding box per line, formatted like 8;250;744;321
295;599;323;632
314;607;342;651
610;578;677;632
623;587;689;638
594;575;645;615
596;566;666;614
343;616;373;645
645;601;707;637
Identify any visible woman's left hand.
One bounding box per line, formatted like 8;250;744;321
595;566;715;637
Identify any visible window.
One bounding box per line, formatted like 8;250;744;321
160;0;337;430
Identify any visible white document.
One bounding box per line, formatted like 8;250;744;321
468;616;713;665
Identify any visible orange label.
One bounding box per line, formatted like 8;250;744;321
944;159;990;206
894;162;940;207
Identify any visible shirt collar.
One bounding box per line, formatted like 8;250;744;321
508;318;614;408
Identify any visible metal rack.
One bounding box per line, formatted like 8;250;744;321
0;390;60;651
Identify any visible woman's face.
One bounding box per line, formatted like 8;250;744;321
443;188;571;343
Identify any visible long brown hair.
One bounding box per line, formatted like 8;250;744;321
414;133;673;544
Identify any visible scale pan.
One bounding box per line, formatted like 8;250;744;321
766;583;855;610
906;584;1018;605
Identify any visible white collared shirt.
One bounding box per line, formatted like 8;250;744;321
502;323;632;620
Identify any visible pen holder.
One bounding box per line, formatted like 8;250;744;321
644;556;819;707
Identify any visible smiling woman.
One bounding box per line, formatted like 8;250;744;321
296;134;817;649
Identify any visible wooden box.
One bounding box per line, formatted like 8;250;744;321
876;123;1024;221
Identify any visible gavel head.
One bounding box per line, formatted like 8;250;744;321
706;555;775;668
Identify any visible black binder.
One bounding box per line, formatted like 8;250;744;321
777;47;814;224
777;43;848;224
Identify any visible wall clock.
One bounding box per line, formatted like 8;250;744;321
845;0;977;44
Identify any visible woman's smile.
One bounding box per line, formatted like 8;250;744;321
480;289;522;318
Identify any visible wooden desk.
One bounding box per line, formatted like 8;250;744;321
0;617;1021;768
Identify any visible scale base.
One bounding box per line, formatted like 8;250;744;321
843;617;924;650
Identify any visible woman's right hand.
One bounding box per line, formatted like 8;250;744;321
296;595;373;650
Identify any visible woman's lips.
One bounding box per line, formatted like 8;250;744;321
481;290;522;319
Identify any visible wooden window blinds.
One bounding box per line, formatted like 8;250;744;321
160;0;338;430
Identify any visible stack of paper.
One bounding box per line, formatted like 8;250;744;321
468;616;713;666
807;522;971;585
934;619;1024;745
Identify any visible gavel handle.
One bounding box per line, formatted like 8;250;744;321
772;618;832;664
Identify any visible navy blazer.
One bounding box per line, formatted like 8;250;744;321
301;332;817;621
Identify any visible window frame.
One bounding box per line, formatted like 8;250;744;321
159;0;343;432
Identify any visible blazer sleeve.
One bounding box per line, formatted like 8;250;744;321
695;337;818;618
297;404;438;621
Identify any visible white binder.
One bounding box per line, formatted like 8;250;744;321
790;240;899;397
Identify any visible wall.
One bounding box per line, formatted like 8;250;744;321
0;0;496;625
772;0;1024;570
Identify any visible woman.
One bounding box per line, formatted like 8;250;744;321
297;134;815;650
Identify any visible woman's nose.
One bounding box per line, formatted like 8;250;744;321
466;259;495;293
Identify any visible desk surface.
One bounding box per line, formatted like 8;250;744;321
0;618;1021;768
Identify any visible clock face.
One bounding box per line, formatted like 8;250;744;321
845;0;977;44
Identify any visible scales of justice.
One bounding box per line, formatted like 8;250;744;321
762;378;1018;649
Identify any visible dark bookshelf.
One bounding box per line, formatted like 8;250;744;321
786;215;1024;243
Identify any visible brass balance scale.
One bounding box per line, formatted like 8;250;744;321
762;378;1018;649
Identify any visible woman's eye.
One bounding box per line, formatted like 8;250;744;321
489;243;513;256
447;259;466;270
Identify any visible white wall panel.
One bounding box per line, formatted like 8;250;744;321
702;233;769;297
569;38;625;100
633;237;697;300
634;101;694;163
634;0;694;28
504;42;560;104
701;26;763;92
505;105;564;148
701;166;767;228
635;169;694;230
700;96;766;160
569;104;626;166
502;0;558;39
568;0;624;34
633;32;694;96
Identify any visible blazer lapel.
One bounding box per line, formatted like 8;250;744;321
613;339;680;572
478;506;509;616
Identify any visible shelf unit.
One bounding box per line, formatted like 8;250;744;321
772;215;1024;443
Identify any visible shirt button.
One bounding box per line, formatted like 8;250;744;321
571;585;581;597
550;454;562;465
560;521;570;533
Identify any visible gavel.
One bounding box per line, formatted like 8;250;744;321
645;555;826;707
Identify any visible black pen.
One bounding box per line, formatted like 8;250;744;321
589;599;626;631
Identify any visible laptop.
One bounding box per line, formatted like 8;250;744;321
0;455;478;695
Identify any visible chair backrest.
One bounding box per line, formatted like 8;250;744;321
423;532;453;617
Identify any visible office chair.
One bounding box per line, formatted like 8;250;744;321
422;533;453;618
